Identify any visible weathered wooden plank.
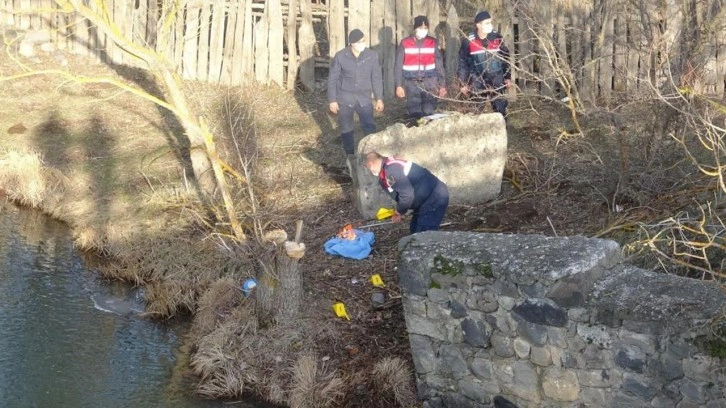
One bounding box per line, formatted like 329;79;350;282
580;0;594;101
182;4;200;80
268;0;284;86
395;0;411;45
229;0;246;85
111;0;126;64
328;0;345;55
173;1;185;71
220;0;239;85
286;0;299;89
370;0;383;49
88;0;103;61
146;0;158;50
298;0;316;91
197;2;211;82
444;2;460;90
241;0;254;83
208;0;226;83
538;2;554;96
382;0;397;98
29;0;39;30
19;0;30;30
516;5;534;93
626;3;642;92
501;0;514;97
347;0;370;40
254;1;271;84
73;5;90;56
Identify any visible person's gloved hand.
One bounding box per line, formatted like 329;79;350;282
392;212;403;223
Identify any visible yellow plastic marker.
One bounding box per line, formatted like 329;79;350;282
370;274;385;288
376;208;396;220
333;302;350;320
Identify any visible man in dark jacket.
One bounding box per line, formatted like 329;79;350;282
364;151;449;234
328;29;385;156
457;11;512;117
394;15;447;121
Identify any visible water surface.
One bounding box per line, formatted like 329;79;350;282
0;201;258;408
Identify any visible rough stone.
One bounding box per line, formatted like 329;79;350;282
514;314;548;346
619;329;657;355
440;392;483;408
649;354;685;382
650;395;677;408
503;362;540;403
440;344;469;380
615;344;646;373
577;369;618;388
513;338;531;359
580;386;609;406
621;374;658;401
680;378;706;404
542;367;580;401
512;298;568;327
520;282;546;298
577;323;612;348
470;358;494;381
548;345;564;368
590;265;726;336
459;377;499;402
407;314;447;341
613;391;652;408
683;355;713;382
491;309;517;337
706;400;726;408
491;334;515;358
530;346;552;366
583;344;614;369
461;318;490;348
428;288;451;303
547;326;568;348
449;299;468;319
568;307;590;322
410;334;439;374
427;301;451;320
497;296;516;311
403;296;427;316
355;113;507;219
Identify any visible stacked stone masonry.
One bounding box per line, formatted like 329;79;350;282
397;231;726;408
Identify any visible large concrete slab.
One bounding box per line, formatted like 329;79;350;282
352;113;507;219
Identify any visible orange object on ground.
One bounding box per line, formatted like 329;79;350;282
337;224;357;240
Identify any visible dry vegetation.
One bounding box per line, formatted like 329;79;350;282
1;41;725;408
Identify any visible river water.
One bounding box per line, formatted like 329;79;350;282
0;201;260;408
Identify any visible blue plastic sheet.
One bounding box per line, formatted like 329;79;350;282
323;229;375;260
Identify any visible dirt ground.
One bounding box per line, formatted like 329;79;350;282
1;48;721;407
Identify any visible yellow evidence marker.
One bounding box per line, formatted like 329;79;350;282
370;274;385;288
333;302;350;320
376;208;396;220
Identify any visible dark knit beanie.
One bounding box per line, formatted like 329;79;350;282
348;29;364;44
413;15;429;29
474;11;491;23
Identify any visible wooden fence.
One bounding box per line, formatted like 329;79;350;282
1;0;724;100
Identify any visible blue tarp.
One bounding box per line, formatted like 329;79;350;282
323;229;375;260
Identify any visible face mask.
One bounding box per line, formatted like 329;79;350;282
352;42;366;52
482;23;493;34
415;28;428;39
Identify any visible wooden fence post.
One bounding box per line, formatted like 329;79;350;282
197;1;211;81
207;0;226;83
241;0;254;83
268;0;284;86
328;0;345;56
286;0;299;89
254;2;270;84
182;3;200;80
382;0;397;98
220;1;238;85
444;2;460;91
396;0;411;45
298;0;316;91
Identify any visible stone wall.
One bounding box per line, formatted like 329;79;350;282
397;231;726;408
351;113;507;219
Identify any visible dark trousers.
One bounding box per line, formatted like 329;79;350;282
338;101;376;155
410;182;449;234
404;77;439;119
472;73;508;116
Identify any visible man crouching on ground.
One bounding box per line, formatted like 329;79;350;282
364;151;449;234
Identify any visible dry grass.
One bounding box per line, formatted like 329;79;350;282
193;277;244;336
288;354;345;408
371;357;417;407
0;148;67;210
